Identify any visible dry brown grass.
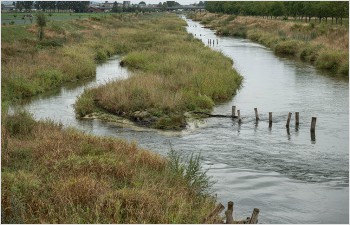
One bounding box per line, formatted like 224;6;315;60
1;113;217;223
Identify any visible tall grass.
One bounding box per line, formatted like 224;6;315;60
1;112;218;223
75;14;242;130
189;12;349;76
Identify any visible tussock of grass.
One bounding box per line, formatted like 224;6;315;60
190;12;349;76
75;14;242;130
2;112;217;223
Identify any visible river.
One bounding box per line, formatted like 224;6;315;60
15;17;349;223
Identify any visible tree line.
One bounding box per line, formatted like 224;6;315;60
205;1;349;24
14;1;90;13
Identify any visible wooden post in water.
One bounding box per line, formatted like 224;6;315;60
286;112;292;128
269;112;272;127
295;112;299;127
217;39;218;44
249;208;260;224
232;106;236;118
237;110;241;123
310;117;317;132
225;201;234;224
254;108;259;121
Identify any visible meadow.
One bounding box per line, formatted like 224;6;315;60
189;12;349;76
2;12;128;104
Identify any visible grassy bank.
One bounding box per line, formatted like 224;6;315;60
1;13;134;104
1;110;218;223
189;13;349;76
74;13;242;130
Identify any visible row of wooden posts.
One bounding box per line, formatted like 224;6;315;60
231;106;317;132
203;201;259;224
208;38;219;45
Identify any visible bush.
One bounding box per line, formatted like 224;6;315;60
74;90;96;117
10;21;15;25
35;69;64;87
275;40;302;55
95;50;108;63
5;111;36;137
167;146;213;197
316;51;345;71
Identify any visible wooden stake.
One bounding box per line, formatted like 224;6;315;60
217;39;218;44
249;208;260;224
254;108;259;121
286;112;292;128
232;106;236;118
269;112;272;127
295;112;299;126
225;201;234;224
310;117;317;132
237;110;241;123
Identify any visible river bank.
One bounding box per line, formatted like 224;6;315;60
1;111;217;223
188;12;349;76
74;13;242;130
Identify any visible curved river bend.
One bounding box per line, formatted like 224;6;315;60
16;17;349;223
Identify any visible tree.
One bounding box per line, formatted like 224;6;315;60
36;13;46;41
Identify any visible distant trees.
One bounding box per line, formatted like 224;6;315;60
205;1;349;24
16;1;90;13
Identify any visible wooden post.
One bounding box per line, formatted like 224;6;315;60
249;208;260;224
232;106;236;118
310;117;317;132
254;108;259;121
202;203;225;224
225;201;234;224
237;110;241;123
286;112;292;128
295;112;299;126
269;112;272;127
217;39;218;44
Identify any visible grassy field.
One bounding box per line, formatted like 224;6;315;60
74;13;242;130
1;13;134;104
189;13;349;76
1;110;218;223
1;12;107;25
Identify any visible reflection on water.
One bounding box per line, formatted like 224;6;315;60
14;18;349;224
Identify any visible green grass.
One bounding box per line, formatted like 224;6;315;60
2;13;142;103
74;13;242;130
1;112;218;223
1;12;108;25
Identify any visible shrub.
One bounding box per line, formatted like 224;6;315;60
95;50;108;63
275;40;302;55
74;90;96;117
10;21;15;25
315;51;345;71
5;111;36;137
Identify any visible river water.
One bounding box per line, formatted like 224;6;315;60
16;17;348;223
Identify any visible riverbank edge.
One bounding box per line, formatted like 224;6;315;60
1;111;219;223
188;12;349;77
